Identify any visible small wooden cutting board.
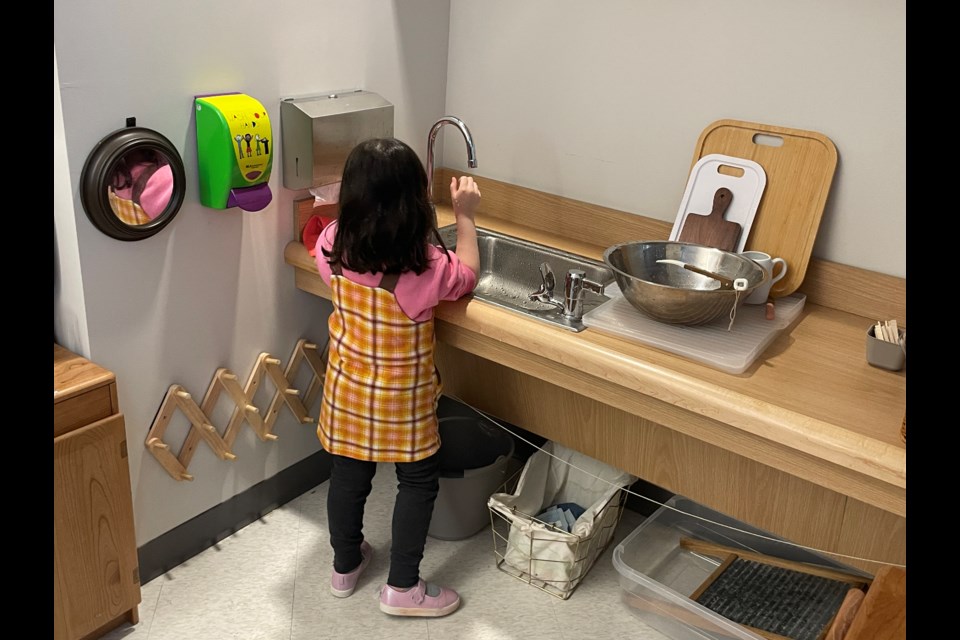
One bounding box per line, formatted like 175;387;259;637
677;187;741;251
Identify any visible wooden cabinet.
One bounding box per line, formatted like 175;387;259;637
54;344;140;640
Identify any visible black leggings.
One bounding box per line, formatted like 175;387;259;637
327;452;441;588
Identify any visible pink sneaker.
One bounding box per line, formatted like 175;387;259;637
379;579;460;617
330;540;373;598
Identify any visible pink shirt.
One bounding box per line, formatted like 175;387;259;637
315;221;477;322
113;162;173;220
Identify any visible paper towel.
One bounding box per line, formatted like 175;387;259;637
310;182;341;205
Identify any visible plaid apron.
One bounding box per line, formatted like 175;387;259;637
318;269;442;462
108;189;151;225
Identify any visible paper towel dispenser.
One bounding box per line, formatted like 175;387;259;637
280;90;394;190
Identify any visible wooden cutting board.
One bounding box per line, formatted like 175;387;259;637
690;120;838;297
676;187;741;251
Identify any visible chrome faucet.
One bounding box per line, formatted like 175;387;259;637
530;262;605;321
426;116;478;204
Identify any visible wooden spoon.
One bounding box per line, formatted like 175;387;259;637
657;259;736;289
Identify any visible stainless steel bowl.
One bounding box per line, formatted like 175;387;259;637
603;241;768;325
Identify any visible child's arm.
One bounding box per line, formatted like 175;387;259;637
450;176;481;277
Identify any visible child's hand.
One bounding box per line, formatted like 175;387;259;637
450;176;481;219
449;176;480;277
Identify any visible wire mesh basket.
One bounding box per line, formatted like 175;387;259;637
488;469;629;600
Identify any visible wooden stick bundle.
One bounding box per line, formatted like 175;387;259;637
873;319;901;343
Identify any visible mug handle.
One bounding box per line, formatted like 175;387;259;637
770;258;788;284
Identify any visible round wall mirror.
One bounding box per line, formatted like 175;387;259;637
80;122;186;241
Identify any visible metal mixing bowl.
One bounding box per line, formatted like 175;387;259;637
603;241;768;325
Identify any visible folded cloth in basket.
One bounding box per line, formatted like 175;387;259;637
534;503;585;533
488;442;636;591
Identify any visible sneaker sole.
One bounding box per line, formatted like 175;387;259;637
330;585;356;598
379;598;460;618
330;545;372;599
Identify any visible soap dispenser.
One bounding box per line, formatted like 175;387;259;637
195;92;273;211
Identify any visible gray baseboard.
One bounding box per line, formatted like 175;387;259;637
137;450;332;584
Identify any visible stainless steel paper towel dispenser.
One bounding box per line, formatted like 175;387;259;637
280;90;394;190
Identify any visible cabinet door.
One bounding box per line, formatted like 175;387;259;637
54;413;140;640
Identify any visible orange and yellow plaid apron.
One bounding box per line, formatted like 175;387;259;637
318;270;442;462
108;189;151;225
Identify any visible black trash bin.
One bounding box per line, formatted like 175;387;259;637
428;399;516;541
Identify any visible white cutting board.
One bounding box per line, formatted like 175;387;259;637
582;293;805;374
669;154;767;254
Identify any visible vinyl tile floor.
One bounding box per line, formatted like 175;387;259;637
103;464;674;640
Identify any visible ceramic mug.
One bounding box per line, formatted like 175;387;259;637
741;251;787;304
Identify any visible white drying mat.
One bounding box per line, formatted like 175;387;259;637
582;294;806;374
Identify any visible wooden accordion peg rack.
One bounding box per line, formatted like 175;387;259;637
145;338;327;481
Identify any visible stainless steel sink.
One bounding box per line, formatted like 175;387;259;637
437;225;615;332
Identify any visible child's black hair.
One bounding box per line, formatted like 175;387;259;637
323;138;449;275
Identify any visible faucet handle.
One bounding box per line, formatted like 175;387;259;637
530;262;562;307
583;277;605;296
566;269;604;295
539;262;556;295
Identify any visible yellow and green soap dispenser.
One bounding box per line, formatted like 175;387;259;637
195;93;273;211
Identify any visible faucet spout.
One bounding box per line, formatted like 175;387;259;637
562;269;605;320
426;116;477;204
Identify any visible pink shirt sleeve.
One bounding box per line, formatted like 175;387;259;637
315;221;477;322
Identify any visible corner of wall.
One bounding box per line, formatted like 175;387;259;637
53;46;90;356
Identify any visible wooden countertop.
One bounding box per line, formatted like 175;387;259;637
286;187;906;519
54;343;120;439
54;343;114;403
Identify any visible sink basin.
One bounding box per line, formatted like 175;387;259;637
437;225;615;332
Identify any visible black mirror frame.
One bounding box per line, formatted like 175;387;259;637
80;124;187;241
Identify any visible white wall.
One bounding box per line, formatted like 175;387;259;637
443;0;906;277
53;0;451;546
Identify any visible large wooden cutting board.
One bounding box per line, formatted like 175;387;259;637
690;120;837;297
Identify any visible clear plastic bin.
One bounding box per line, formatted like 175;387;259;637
612;495;871;640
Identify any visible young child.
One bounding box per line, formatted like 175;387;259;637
314;137;481;617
